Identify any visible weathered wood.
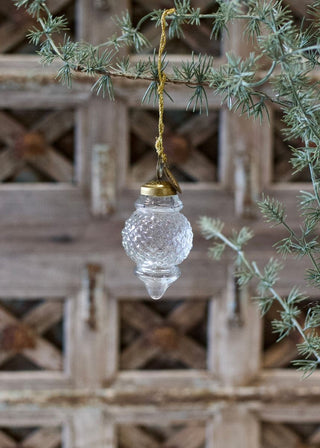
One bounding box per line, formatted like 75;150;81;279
119;425;160;448
71;410;116;448
76;0;129;193
263;337;299;368
104;294;119;382
179;150;216;181
0;0;72;53
0;22;31;53
0;149;21;181
0;111;74;182
0;3;319;446
167;301;207;333
22;301;64;335
130;149;216;183
33;110;74;145
130;104;218;182
208;268;261;385
0;371;71;390
283;0;310;17
308;427;320;444
120;335;163;370
119;423;206;448
120;301;207;369
0;410;65;425
0;185;90;225
0;431;16;448
121;302;163;332
0;111;24;144
165;424;206;448
3;370;320;416
91;144;116;215
29;146;74;182
207;407;260;448
262;423;300;448
0;303;63;371
0;197;317;298
130;109;158;146
219;20;273;216
21;427;62;448
178;112;219;148
0;89;91;109
70;264;110;387
129;152;157;184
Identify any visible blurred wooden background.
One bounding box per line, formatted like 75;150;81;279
0;0;319;447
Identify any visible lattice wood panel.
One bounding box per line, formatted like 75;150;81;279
262;422;320;448
119;423;206;448
263;300;320;370
0;109;75;183
0;0;75;54
0;299;64;372
131;0;220;55
130;109;218;183
120;299;208;370
0;426;62;448
0;1;318;448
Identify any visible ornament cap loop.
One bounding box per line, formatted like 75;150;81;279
140;180;177;197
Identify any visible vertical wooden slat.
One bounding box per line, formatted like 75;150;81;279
207;406;260;448
71;410;117;448
208;267;261;386
105;295;119;382
76;0;130;196
91;144;116;215
219;19;273;216
70;264;109;387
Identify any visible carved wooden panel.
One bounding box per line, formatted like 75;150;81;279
263;301;317;370
0;426;62;448
0;109;75;183
0;1;318;448
262;422;320;448
120;299;208;370
130;109;218;184
0;298;65;373
0;0;75;54
119;422;206;448
131;0;220;56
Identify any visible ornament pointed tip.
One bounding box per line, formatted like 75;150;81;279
136;267;181;300
145;280;169;300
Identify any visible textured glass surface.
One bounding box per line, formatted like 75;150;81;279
122;194;193;299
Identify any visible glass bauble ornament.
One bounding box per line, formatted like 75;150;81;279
122;181;193;300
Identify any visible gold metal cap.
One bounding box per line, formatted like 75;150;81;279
140;180;177;196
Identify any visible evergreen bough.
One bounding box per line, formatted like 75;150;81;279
13;0;320;376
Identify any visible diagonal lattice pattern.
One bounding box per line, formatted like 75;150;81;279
0;0;75;54
119;423;206;448
0;109;75;183
263;300;320;370
131;0;220;56
120;299;208;370
0;426;62;448
262;422;320;448
0;299;64;371
130;109;219;184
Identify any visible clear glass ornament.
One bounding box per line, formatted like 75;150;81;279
122;183;193;299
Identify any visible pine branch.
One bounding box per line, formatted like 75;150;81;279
13;0;320;374
199;216;320;376
12;0;298;111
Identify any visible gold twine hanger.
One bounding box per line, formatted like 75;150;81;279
155;8;181;194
